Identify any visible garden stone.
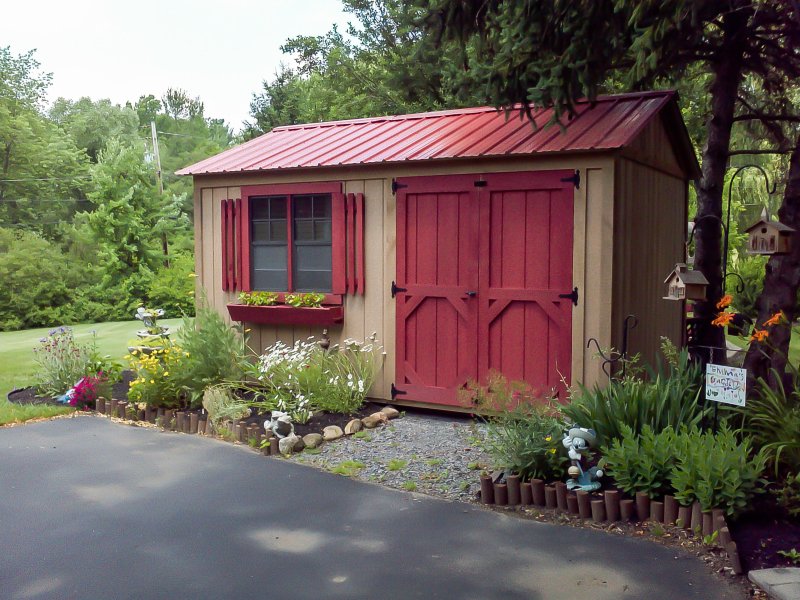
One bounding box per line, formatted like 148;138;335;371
369;412;389;423
279;434;301;455
361;416;382;429
344;419;363;435
380;406;400;419
323;425;344;441
292;437;306;452
303;433;323;449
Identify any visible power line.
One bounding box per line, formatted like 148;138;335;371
0;175;92;183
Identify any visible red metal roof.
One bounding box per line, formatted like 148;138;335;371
178;91;697;176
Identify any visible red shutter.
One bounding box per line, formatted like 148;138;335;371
355;192;365;295
226;199;236;290
234;198;243;291
332;192;346;294
240;196;252;292
221;200;229;291
346;192;356;294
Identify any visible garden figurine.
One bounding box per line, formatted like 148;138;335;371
265;410;294;438
562;426;603;492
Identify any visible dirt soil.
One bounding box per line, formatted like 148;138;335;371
8;371;135;406
730;493;800;571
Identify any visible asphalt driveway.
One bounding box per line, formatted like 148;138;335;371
0;416;744;600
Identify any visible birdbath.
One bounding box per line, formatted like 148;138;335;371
128;307;171;355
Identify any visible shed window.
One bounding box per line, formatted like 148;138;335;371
251;194;332;293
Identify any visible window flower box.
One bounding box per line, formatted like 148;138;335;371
226;303;344;326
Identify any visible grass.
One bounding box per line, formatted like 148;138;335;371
330;460;366;477
726;324;800;365
387;458;407;471
0;318;183;426
402;481;417;492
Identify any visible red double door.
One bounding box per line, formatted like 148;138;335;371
395;171;575;407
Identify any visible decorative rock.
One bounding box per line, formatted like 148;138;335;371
344;419;363;435
292;437;306;452
323;425;344;441
369;412;390;424
303;433;324;449
380;406;400;419
361;416;382;429
279;434;301;455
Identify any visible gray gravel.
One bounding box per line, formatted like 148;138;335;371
291;412;492;502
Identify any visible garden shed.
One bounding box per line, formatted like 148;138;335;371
178;90;700;410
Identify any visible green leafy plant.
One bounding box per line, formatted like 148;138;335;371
671;425;767;517
777;549;800;564
387;459;407;471
171;305;246;407
602;425;680;499
330;460;366;476
774;472;800;518
703;530;720;547
564;341;705;445
33;327;98;397
285;292;325;308
202;385;250;434
467;372;568;481
238;291;279;306
127;344;187;408
402;481;417;491
740;371;800;475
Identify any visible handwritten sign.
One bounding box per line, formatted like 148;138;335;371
705;363;746;407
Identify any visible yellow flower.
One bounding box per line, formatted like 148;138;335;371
716;294;733;310
189;273;198;278
549;448;556;454
545;436;552;442
163;372;169;377
150;379;155;384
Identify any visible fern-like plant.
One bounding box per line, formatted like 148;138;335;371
602;425;679;499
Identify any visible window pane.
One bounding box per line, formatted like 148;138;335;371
251;199;271;220
270;220;287;241
295;219;314;241
296;245;331;270
314;220;332;241
252;245;287;270
313;196;331;218
269;197;287;219
293;196;313;219
252;269;288;291
295;270;332;292
252;221;271;242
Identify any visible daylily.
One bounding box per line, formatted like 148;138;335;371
763;311;785;327
716;294;733;310
750;329;770;343
711;311;735;327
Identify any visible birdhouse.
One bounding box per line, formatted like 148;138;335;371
745;210;794;255
663;263;709;301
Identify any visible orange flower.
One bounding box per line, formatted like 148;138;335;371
750;329;770;343
763;311;785;327
712;311;735;327
716;295;733;310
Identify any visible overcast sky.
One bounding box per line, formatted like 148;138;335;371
1;0;350;132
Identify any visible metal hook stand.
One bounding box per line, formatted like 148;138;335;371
587;314;639;381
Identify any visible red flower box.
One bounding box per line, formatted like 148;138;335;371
226;303;344;326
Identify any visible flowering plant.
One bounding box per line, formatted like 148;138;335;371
67;372;111;409
127;344;188;408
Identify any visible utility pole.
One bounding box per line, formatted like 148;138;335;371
150;121;170;267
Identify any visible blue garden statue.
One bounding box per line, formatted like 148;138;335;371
562;426;603;492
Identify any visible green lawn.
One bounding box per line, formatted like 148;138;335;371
0;318;183;426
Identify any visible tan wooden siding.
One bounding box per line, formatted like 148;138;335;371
612;158;685;368
620;115;685;179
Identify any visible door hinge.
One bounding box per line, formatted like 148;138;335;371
391;383;407;400
561;170;580;189
391;179;408;194
474;179;487;187
559;287;579;306
391;281;407;298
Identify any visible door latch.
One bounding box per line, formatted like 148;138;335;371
558;287;579;306
391;281;407;298
465;290;477;297
391;383;407;400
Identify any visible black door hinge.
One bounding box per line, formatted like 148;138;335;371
391;281;407;298
392;179;408;194
474;179;487;187
561;170;580;189
559;287;579;306
391;383;407;400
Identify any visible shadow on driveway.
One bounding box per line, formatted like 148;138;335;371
0;417;745;600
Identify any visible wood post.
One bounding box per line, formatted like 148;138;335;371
650;501;665;523
531;479;546;506
144;405;154;423
712;508;725;533
109;399;118;417
507;475;521;506
96;398;106;414
576;490;592;519
117;401;127;419
727;542;743;575
268;436;279;456
176;412;185;432
677;505;692;529
691;502;703;532
480;474;494;505
604;490;621;522
189;413;199;434
493;483;508;506
591;499;607;523
544;486;557;509
635;492;650;522
620;499;636;521
555;482;568;512
664;495;678;524
702;512;714;537
567;494;579;515
520;482;532;506
164;409;175;430
198;418;207;435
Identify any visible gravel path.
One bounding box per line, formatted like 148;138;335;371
291;411;492;502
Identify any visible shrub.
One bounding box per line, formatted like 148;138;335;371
728;255;766;322
671;425;767;517
602;425;679;499
775;472;800;518
147;253;195;317
563;341;705;445
171;305;246;407
202;385;250;433
740;371;800;476
466;372;568;481
127;344;187;408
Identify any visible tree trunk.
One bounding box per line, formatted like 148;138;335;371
692;6;750;353
744;134;800;386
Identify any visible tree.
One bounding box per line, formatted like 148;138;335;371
417;0;800;354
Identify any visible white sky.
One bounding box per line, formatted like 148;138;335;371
1;0;350;132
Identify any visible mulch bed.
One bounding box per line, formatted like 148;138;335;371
8;371;136;406
730;493;800;571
